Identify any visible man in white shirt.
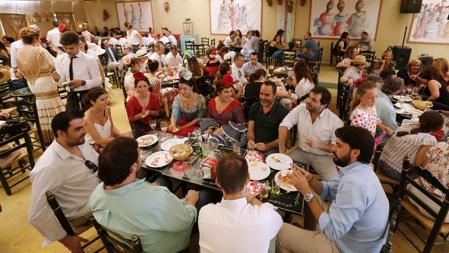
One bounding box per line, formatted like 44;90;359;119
242;52;263;77
199;153;283;253
53;31;102;113
279;87;344;181
223;30;236;47
46;21;62;55
231;53;247;91
165;45;183;68
160;27;177;46
29;111;99;253
149;41;167;68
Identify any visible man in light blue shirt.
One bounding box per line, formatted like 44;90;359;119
242;52;263;78
89;137;199;253
376;76;404;131
277;126;389;253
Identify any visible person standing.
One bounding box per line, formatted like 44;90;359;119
126;22;143;53
54;31;102;114
46;21;62;55
16;27;65;144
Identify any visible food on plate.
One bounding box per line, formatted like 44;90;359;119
169;144;193;160
279;170;294;188
271;155;282;163
137;135;156;147
412;100;433;111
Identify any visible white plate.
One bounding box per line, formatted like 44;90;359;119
393;95;412;102
274;170;297;192
136;134;158;148
247;161;270;181
145;151;173;168
161;138;185;151
266;153;293;171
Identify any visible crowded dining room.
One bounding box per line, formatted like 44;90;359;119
2;0;449;252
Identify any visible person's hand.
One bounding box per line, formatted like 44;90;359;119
0;112;10;118
385;127;393;136
185;190;199;206
52;71;61;82
410;75;417;81
347;79;354;85
291;166;312;194
245;192;255;203
141;110;150;119
292;164;313;182
255;143;267;151
69;80;85;88
59;235;88;253
304;137;319;149
213;128;223;136
13;69;22;79
247;140;256;150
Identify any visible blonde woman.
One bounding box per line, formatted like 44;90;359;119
16;27;65;144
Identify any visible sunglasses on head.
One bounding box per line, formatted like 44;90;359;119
85;160;98;173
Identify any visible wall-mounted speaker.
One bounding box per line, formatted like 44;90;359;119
400;0;422;13
392;46;412;70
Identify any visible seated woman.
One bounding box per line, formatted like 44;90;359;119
379;110;443;180
293;60;315;100
336;46;357;70
267;34;285;59
83;87;121;152
397;58;425;88
332;31;350;56
422;65;449;110
339;55;367;86
169;70;207;136
243;69;266;116
376;76;404;131
411;142;449;222
204;48;220;80
146;59;162;93
126;72;161;138
373;49;396;75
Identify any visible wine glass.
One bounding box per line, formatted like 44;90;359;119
160;121;168;140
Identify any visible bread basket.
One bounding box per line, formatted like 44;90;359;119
412;100;433;111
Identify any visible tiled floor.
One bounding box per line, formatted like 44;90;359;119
0;66;448;252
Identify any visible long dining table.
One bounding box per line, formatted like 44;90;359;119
139;130;307;217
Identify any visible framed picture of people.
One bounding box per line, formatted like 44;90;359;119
309;0;382;39
408;0;449;44
115;1;154;32
209;0;262;35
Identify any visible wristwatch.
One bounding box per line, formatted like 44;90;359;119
304;193;314;203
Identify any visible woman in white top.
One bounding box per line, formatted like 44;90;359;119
293;61;315;99
83;87;121;152
79;36;106;84
126;23;143;52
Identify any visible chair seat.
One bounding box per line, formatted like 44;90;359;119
402;198;449;234
0;148;27;168
377;171;400;186
1;107;17;115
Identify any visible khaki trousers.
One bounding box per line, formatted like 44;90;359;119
288;149;338;181
68;213;93;235
276;223;340;253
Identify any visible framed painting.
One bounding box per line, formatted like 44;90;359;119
309;0;382;39
116;1;154;32
209;0;262;35
408;0;449;44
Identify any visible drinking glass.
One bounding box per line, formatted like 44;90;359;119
201;141;210;157
260;186;269;199
271;180;280;196
160;121;168;133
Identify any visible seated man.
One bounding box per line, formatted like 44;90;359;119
297;32;319;61
279;86;343;181
242;52;263;78
165;45;183;68
357;31;374;52
199;153;283;253
149;41;167;68
223;30;236;47
89;137;198;253
247;81;289;155
277;126;389;253
29;111;100;252
231;53;247;96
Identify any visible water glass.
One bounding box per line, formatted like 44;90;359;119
271;180;280;196
150;120;157;130
201;141;210;157
232;142;241;155
260;186;269;199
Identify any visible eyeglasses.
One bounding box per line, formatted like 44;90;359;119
85;160;98;174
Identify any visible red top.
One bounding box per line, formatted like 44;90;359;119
126;93;161;125
208;98;245;126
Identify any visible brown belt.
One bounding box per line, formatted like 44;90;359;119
34;90;59;99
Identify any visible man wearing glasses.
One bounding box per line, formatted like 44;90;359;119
29;111;99;253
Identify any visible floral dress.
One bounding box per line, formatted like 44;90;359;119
350;107;377;136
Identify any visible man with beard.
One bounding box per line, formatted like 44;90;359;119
279;86;343;181
247;81;289;155
29;111;99;253
276;126;389;253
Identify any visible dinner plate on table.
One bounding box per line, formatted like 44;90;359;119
274;170;297;192
247;161;270;181
161;138;185;151
145;151;173;168
266;153;293;171
136;134;158;148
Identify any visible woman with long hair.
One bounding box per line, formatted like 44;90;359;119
336;46;357;69
83;87;121;151
422;63;449;109
267;34;285;59
332;31;350;55
293;61;315;99
15;27;65;144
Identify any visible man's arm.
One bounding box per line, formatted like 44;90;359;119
83;56;102;89
247;120;255;142
278;106;300;153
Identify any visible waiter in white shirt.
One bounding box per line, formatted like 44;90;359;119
149;41;167;68
29;111;99;253
165;45;183;68
46;21;62;55
53;31;102;113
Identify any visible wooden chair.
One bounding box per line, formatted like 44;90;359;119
336;70;344;109
46;191;103;252
184;41;194;53
210;38;215;46
359;50;376;72
0;82;14;109
386;157;449;253
329;42;335;66
258;40;267;64
201;37;210;46
282;50;297;67
338;84;353;124
92;218;143;253
16;95;46;151
0;119;34;195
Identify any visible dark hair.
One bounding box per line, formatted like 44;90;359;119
361;31;368;36
310;86;331;106
60;31;80;46
170;45;178;51
3;36;15;44
344;46;356;59
98;137;139;186
213;62;231;87
129;57;140;68
306;32;312;37
52;21;60;27
219;47;229;58
253;30;260;37
382;76;404;95
0;41;6;51
100;38;109;49
248;69;266;83
19;27;39;45
262;80;277;95
51;111;84;137
379;68;396;80
335;126;374;164
272;34;282;44
397;110;444;137
216;153;249;194
147;59;159;73
340;32;349;39
250;51;258;57
188;57;203;77
229;30;235;36
350;80;377;112
233;53;244;62
134;75;150;88
78;36;89;52
294;61;313;84
83;87;107;109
